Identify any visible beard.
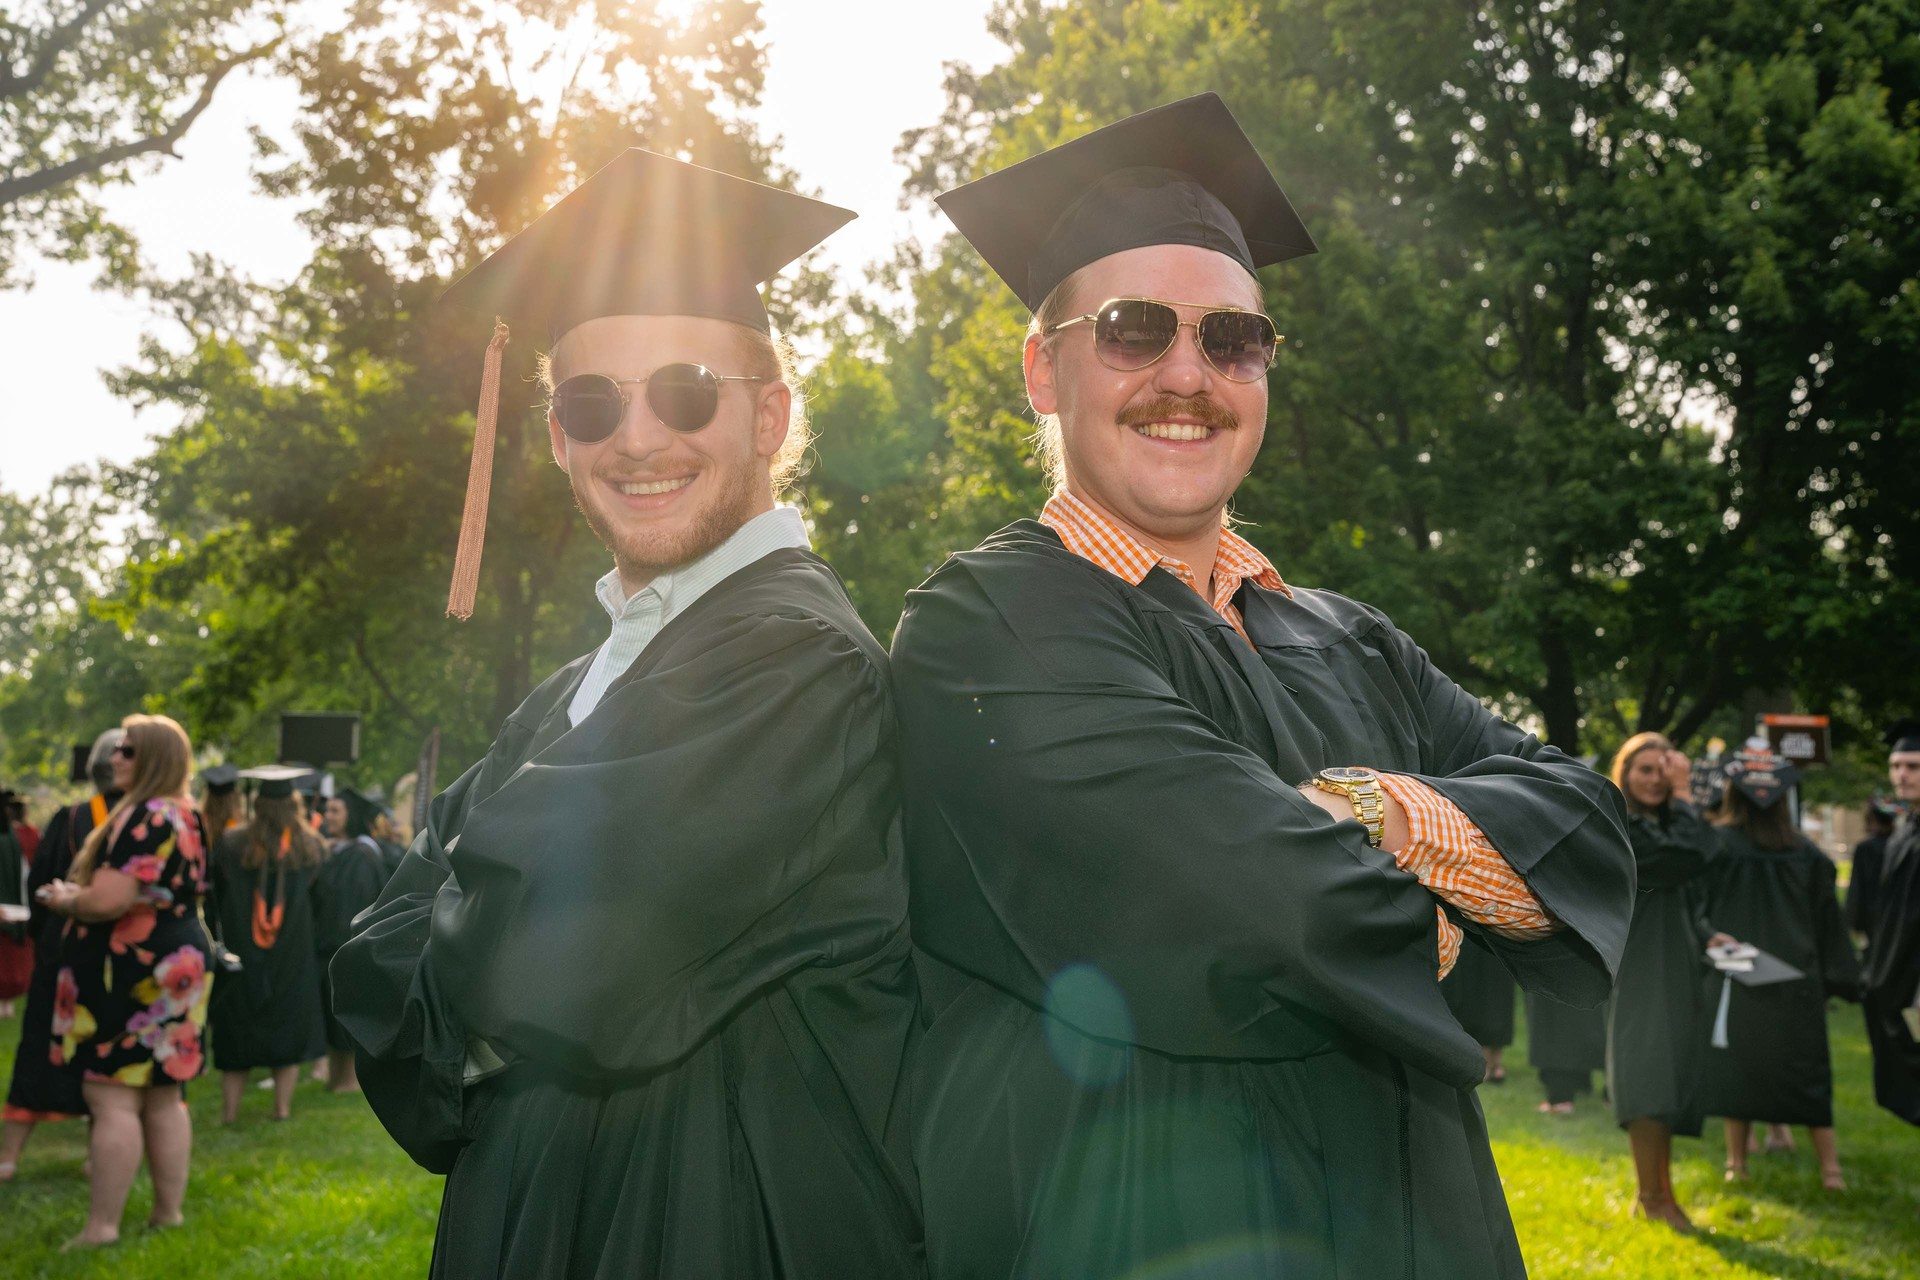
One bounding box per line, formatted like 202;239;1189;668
573;455;762;584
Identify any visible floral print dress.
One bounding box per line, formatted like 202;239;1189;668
50;798;213;1087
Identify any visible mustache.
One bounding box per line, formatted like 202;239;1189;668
1117;395;1239;433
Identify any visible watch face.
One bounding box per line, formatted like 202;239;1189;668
1321;767;1377;784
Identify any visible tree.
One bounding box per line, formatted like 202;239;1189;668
0;0;285;284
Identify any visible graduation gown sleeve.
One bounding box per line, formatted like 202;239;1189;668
894;554;1492;1086
330;754;498;1173
1361;610;1635;1009
432;611;901;1085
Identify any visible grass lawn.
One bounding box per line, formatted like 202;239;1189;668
1;1002;1915;1277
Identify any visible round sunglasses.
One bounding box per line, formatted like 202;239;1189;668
551;364;772;443
1043;297;1282;383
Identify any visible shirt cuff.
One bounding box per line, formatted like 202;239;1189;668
1376;772;1558;942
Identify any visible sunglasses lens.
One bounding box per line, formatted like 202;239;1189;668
553;374;625;443
1092;299;1180;370
646;364;722;432
1199;310;1279;381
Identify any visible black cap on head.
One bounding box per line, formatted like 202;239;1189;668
1722;751;1799;810
935;93;1316;312
1885;718;1920;755
201;764;240;796
240;765;309;801
441;148;856;340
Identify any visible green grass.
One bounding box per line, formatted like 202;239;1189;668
1;1003;1914;1277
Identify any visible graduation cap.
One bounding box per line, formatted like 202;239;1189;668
339;787;383;838
239;764;310;801
201;764;241;796
1885;717;1920;755
1721;750;1799;810
935;93;1317;312
436;149;856;619
1706;940;1805;1049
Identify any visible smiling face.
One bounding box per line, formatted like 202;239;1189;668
547;315;791;590
1025;244;1267;545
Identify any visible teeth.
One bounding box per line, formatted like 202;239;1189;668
616;477;693;496
1135;422;1214;442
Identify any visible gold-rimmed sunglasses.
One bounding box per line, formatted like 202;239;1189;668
1042;297;1282;383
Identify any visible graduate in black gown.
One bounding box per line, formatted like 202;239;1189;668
1443;932;1518;1085
1698;752;1859;1187
1863;720;1920;1125
1528;989;1607;1113
209;771;329;1123
895;95;1636;1280
311;787;389;1094
0;728;121;1178
332;151;922;1279
1845;798;1897;938
1605;733;1728;1231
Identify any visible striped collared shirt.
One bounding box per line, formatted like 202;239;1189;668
566;505;811;726
1038;487;1555;976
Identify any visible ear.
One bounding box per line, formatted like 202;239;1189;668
547;406;569;471
753;379;793;462
1024;331;1059;416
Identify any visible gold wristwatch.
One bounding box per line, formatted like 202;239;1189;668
1312;767;1386;848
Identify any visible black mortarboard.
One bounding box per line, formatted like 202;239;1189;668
936;93;1317;312
1885;718;1920;754
201;764;240;795
1721;751;1799;810
341;787;381;839
442;148;855;340
437;149;854;621
240;765;309;801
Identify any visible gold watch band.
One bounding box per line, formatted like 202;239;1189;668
1312;773;1386;848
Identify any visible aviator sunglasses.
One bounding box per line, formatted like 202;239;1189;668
1043;297;1282;383
551;364;772;443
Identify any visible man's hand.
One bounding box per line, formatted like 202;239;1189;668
1297;779;1410;854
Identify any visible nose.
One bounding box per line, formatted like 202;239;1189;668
606;388;681;460
1150;321;1214;399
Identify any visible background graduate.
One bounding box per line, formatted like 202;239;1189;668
1698;752;1859;1187
1862;720;1920;1125
208;768;330;1124
331;150;922;1279
310;786;388;1095
893;94;1635;1280
1605;732;1728;1230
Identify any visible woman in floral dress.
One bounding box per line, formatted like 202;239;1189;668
38;714;212;1249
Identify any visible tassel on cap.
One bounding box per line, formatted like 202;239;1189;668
447;319;510;620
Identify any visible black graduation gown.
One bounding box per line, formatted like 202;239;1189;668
1443;932;1518;1051
1863;815;1920;1124
1606;802;1717;1134
1697;831;1860;1125
312;836;389;1052
889;522;1636;1280
332;549;923;1279
1846;834;1886;937
1526;990;1607;1096
208;832;329;1071
3;796;113;1117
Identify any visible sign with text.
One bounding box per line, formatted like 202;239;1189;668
1762;713;1830;766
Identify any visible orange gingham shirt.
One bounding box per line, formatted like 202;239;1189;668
1040;488;1557;976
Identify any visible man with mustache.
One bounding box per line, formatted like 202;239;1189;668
891;95;1635;1278
332;152;921;1278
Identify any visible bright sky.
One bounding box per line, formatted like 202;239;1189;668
0;0;1004;497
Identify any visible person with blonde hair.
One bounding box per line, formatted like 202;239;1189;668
36;714;213;1248
1605;731;1729;1231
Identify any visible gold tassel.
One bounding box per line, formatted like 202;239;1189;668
446;319;510;620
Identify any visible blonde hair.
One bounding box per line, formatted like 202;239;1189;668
73;714;195;884
1609;731;1674;808
536;323;814;500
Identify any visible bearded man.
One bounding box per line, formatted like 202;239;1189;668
890;95;1636;1279
332;151;922;1278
